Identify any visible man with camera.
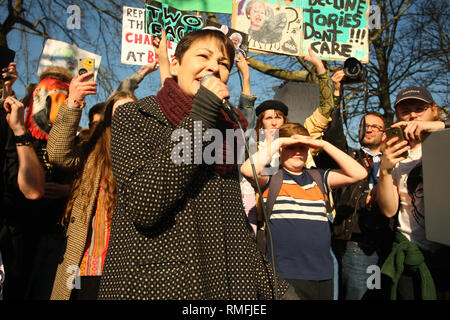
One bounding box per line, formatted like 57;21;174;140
314;62;393;300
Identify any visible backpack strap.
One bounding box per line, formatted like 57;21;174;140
264;169;284;220
304;168;334;222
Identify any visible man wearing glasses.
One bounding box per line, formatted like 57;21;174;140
377;86;449;300
314;69;394;300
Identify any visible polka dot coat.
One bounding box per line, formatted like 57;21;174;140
97;96;288;300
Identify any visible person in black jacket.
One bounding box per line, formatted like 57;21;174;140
314;69;393;300
1;63;45;299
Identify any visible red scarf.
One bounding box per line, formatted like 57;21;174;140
157;78;248;176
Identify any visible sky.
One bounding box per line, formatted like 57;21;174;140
3;0;448;143
4;1;285;129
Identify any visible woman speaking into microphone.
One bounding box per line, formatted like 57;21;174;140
97;29;289;300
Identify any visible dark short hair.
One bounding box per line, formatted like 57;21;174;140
361;111;386;127
174;29;235;71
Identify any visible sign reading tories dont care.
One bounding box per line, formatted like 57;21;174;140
232;0;370;62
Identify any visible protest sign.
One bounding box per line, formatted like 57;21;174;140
144;0;204;43
143;1;249;59
152;0;233;14
302;0;370;62
37;39;101;80
232;0;370;62
203;20;249;55
232;0;303;56
121;5;177;65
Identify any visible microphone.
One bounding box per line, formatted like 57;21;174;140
200;76;279;299
200;75;241;124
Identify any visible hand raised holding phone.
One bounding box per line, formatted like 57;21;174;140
67;71;97;108
384;126;409;158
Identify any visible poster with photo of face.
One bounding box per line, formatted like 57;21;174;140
232;0;303;56
202;20;249;60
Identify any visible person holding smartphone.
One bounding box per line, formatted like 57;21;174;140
377;86;450;300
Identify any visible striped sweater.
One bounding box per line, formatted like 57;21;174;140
263;168;333;280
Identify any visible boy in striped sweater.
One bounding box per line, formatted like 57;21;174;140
241;123;367;299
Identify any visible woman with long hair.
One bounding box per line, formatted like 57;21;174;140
47;71;143;300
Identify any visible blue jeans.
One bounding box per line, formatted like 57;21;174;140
341;242;378;300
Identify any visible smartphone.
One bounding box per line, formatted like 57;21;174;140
77;58;95;81
384;127;408;158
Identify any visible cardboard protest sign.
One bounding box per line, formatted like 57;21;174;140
37;39;101;80
144;0;204;43
302;0;370;63
203;20;249;56
232;0;370;62
121;5;177;65
152;0;233;14
232;0;303;56
143;1;249;60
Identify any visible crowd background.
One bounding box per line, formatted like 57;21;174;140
1;0;448;136
0;0;449;303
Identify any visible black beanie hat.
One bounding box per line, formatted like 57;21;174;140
255;100;289;117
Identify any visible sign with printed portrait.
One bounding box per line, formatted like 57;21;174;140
232;0;303;56
232;0;370;62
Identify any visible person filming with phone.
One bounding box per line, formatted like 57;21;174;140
377;86;450;300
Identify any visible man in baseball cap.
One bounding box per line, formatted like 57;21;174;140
394;86;435;108
377;85;450;300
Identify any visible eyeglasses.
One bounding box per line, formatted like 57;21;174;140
365;124;384;132
398;105;430;117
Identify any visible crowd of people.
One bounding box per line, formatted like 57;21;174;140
0;28;449;301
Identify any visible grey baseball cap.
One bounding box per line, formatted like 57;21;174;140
394;86;435;108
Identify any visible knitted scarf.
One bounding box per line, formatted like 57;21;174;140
156;78;248;176
381;231;437;300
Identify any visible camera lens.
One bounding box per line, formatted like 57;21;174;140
344;58;361;78
342;57;366;84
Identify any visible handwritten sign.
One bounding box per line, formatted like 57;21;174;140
302;0;369;62
232;0;370;62
121;5;177;65
38;39;101;80
152;0;233;14
143;1;249;59
144;1;204;43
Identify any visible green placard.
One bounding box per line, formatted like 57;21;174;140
154;0;233;14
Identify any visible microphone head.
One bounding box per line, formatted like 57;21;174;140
201;74;216;85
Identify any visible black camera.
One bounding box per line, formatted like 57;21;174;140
342;57;367;84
